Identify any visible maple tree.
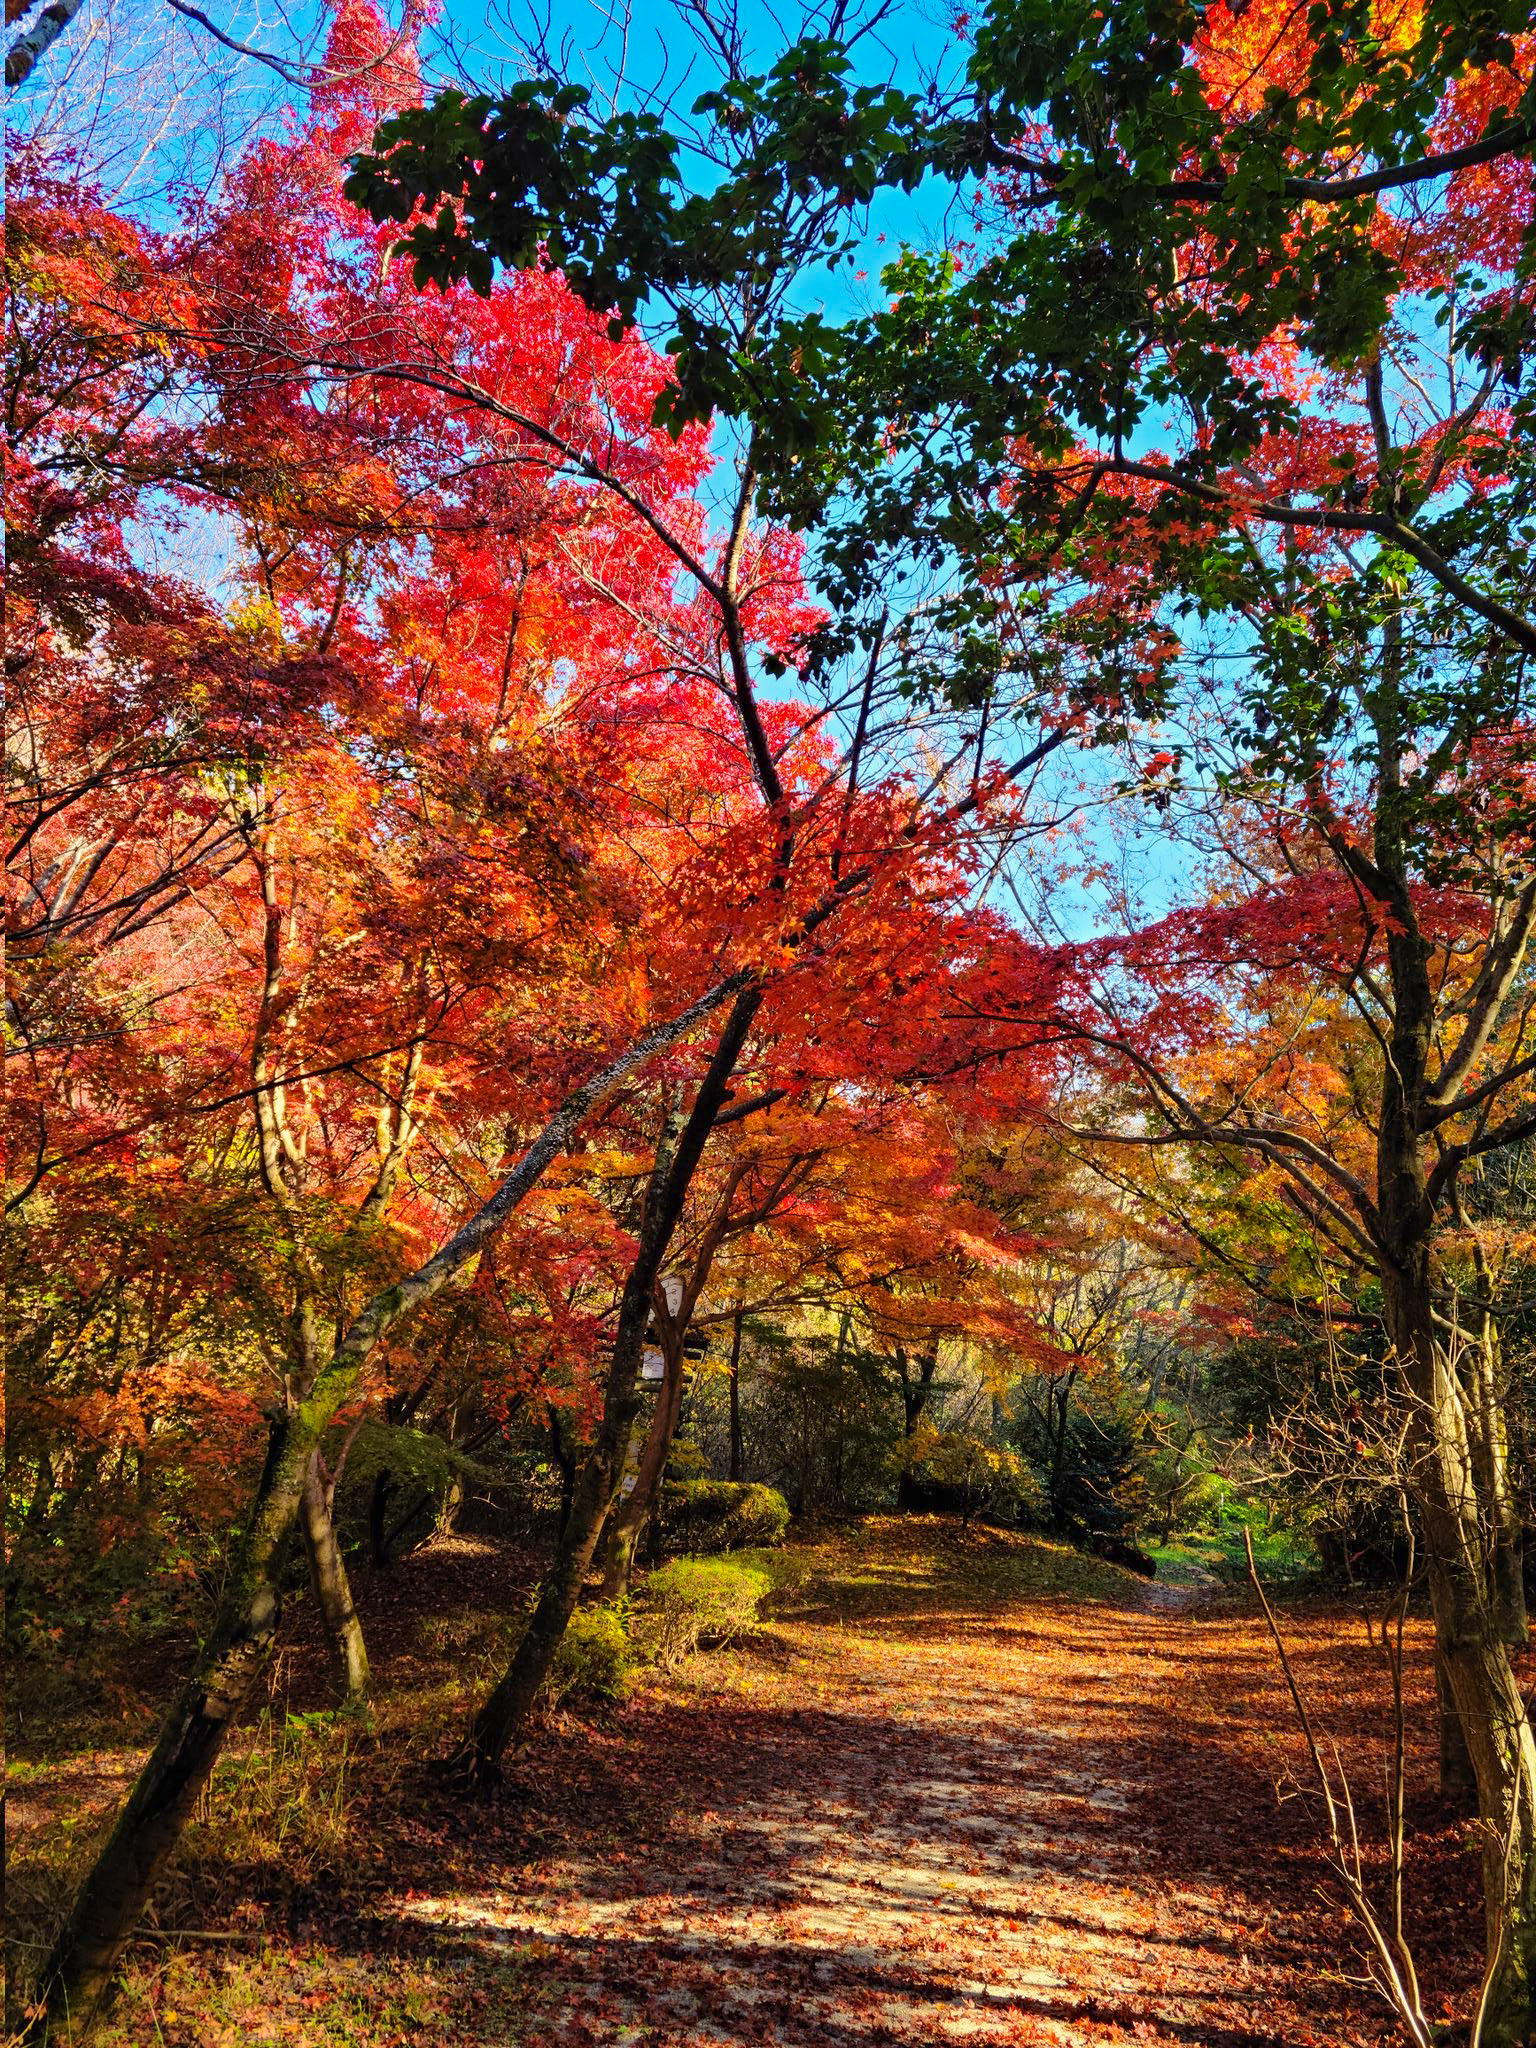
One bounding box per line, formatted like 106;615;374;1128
352;0;1536;2026
9;4;1093;2030
8;36;795;2029
18;0;1536;2039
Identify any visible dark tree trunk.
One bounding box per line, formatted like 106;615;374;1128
1463;1240;1529;1650
599;1336;684;1601
1047;1368;1078;1533
1383;1249;1536;2037
1375;852;1536;2040
455;987;762;1783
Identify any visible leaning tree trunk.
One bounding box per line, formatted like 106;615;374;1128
26;1396;330;2038
299;1451;369;1703
25;983;749;2040
459;986;761;1783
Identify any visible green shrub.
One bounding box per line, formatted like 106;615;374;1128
900;1426;1045;1528
334;1420;491;1561
543;1602;635;1713
633;1558;770;1672
660;1479;789;1552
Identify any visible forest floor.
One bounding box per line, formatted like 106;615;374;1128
10;1517;1487;2048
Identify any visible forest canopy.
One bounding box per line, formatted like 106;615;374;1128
8;0;1536;2043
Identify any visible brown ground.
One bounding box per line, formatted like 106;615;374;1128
8;1520;1487;2047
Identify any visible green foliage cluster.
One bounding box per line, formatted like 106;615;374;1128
1149;1492;1316;1589
631;1557;771;1673
535;1554;777;1711
1010;1402;1146;1541
691;1324;906;1516
899;1426;1045;1528
660;1479;790;1552
544;1603;636;1712
338;1421;486;1504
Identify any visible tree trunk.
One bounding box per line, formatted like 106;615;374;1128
1368;843;1536;2036
1437;1650;1477;1808
727;1309;744;1482
457;1443;619;1781
599;1338;684;1601
24;1001;744;2040
299;1451;369;1703
436;1472;465;1536
456;985;762;1784
26;1400;325;2037
1384;1260;1536;2041
1462;1252;1529;1649
1048;1368;1078;1533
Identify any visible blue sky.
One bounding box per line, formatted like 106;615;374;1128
426;0;975;320
12;0;1191;938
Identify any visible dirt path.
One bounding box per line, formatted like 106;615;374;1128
389;1533;1370;2048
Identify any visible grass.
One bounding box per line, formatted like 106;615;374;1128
744;1513;1147;1622
1147;1519;1316;1589
59;1943;524;2048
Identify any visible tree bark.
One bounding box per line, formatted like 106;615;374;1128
1380;1185;1536;2037
1462;1245;1529;1649
299;1451;369;1703
1048;1368;1078;1533
26;985;746;2040
599;1335;685;1600
436;1472;465;1536
1437;1650;1477;1808
5;0;83;88
1364;625;1536;2037
457;985;762;1784
600;1154;755;1598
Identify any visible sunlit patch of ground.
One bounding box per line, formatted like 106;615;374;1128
8;1518;1484;2046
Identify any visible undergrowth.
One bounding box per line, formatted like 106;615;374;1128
631;1557;770;1671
